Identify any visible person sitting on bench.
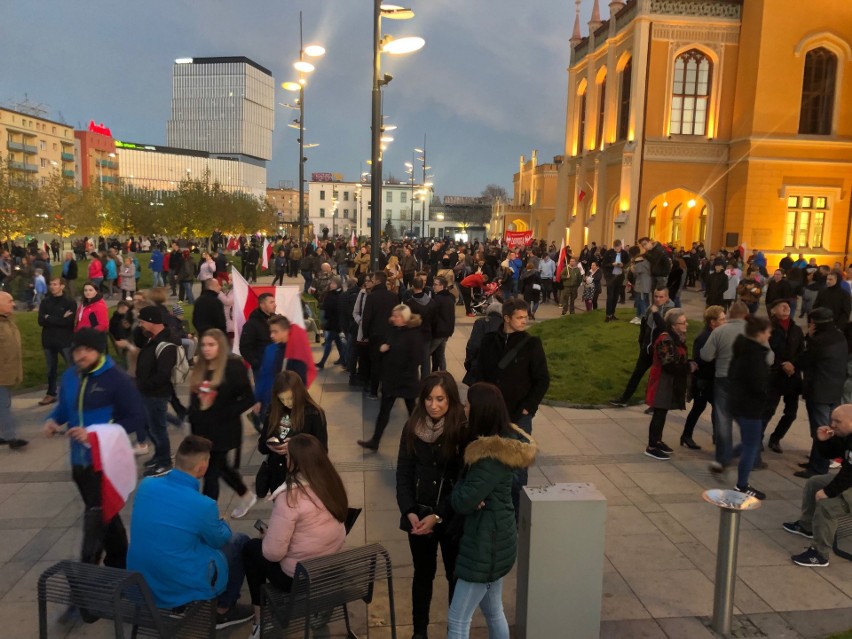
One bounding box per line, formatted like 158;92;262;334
127;435;253;630
783;404;852;567
242;433;348;638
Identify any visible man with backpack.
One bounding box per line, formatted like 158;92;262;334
610;285;674;408
136;306;180;477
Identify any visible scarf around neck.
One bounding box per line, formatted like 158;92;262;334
413;415;445;444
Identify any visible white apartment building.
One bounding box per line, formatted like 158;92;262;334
308;180;431;239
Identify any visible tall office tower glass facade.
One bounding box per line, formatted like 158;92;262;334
167;57;274;163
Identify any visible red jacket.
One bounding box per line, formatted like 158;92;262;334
88;259;104;280
460;273;486;289
75;297;109;332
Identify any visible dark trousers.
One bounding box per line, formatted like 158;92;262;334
620;349;653;402
735;416;763;488
648;408;668;448
605;274;624;316
540;279;553;303
288;259;299;277
317;330;346;367
245;263;257;283
806;401;835;474
243;537;293;606
301;270;313;294
354;341;370;384
169;271;179;295
203;450;248;502
44;346;71;397
408;527;459;633
763;385;800;444
370;395;415;444
682;385;715;440
144;396;171;467
460;285;473;314
511;413;534;520
72;465;127;568
368;341;383;395
271;271;285;286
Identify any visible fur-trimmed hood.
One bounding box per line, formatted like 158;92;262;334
463;423;537;469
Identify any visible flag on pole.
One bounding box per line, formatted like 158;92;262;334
350;231;357;248
86;424;136;523
260;238;272;271
555;238;567;279
231;268;317;388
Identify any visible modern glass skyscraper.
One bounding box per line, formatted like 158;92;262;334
167;56;274;163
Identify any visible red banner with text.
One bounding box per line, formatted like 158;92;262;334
504;230;533;248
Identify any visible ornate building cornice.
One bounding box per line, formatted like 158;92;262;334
652;24;740;45
647;0;741;20
644;140;729;163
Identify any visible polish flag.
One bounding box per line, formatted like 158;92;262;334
555;238;567;279
738;242;747;258
350;231;357;248
86;424;136;523
577;190;586;202
231;268;317;388
261;238;272;270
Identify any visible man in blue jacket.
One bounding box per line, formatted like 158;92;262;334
43;328;145;568
127;435;252;629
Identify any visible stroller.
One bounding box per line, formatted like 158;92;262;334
471;281;500;316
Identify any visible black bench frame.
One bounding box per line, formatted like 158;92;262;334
37;560;216;638
259;542;396;638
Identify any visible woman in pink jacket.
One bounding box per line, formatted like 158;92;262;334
242;434;348;636
75;281;109;332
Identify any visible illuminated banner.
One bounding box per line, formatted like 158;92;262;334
504;230;533;248
312;172;333;182
88;121;113;137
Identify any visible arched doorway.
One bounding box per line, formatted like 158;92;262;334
508;218;529;232
645;189;709;248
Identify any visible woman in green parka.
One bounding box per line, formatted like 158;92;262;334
447;382;537;639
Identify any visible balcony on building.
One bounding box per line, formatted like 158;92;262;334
61;152;74;161
62;169;75;178
6;140;23;152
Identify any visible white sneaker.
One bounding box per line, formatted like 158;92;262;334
132;443;149;456
629;317;642;325
231;492;257;519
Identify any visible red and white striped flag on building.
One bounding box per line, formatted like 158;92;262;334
86;424;136;523
231;268;317;388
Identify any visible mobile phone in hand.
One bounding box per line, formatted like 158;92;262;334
254;519;268;534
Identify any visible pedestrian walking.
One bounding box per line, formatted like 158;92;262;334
0;291;26;449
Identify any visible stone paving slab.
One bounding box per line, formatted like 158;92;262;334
2;283;851;637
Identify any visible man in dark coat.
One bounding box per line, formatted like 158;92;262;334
361;272;399;398
339;276;360;374
477;297;549;514
316;277;346;369
602;240;629;321
763;300;804;453
814;271;851;330
795;307;848;478
403;276;435;378
192;279;227;337
239;293;276;374
38;276;77;405
429;276;456;371
765;269;795;316
168;243;184;297
462;301;503;385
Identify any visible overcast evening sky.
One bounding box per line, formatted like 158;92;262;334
2;1;603;198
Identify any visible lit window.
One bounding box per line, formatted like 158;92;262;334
786;193;830;248
670;49;712;136
576;90;587;155
596;74;606;149
648;205;657;239
618;59;632;141
698;206;708;243
799;47;837;135
671;204;682;244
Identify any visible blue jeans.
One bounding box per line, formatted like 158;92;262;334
218;533;250;609
44;346;72;397
144;396;171;466
181;281;195;304
806;400;835;474
301;270;313;294
317;330;346;367
634;292;649;318
447;578;509;639
152;271;164;287
713;378;733;467
0;386;18;440
429;337;447;371
735;416;762;488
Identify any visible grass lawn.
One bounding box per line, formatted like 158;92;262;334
527;307;703;407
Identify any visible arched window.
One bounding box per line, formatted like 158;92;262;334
671;204;682;244
595;75;607;149
618;59;632;141
576;90;587;155
670;49;712;136
799;47;837;135
648;205;657;239
698;206;708;243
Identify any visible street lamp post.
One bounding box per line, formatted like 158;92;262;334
370;2;424;270
282;12;325;249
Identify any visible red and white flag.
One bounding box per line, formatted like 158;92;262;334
555;238;567;279
261;238;272;270
231;268;317;388
350;231;357;248
86;424;136;523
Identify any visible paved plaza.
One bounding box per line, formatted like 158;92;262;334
2;283;851;638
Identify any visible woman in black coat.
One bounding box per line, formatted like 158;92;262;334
728;316;772;500
396;372;467;638
257;369;328;497
358;304;423;450
187;329;256;516
705;260;729;307
520;262;542;319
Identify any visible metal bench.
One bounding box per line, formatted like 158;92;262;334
259;542;396;638
37;561;216;638
834;514;852;561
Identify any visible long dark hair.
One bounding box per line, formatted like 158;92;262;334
284;434;348;522
265;371;325;439
467;382;511;439
405;371;466;457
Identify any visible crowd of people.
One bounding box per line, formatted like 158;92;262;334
1;228;850;635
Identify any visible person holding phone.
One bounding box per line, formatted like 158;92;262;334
187;329;257;518
256;371;327;497
242;434;348;638
395;372;468;639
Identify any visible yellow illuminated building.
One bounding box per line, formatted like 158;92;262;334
493;150;561;238
0;107;76;186
552;0;852;267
